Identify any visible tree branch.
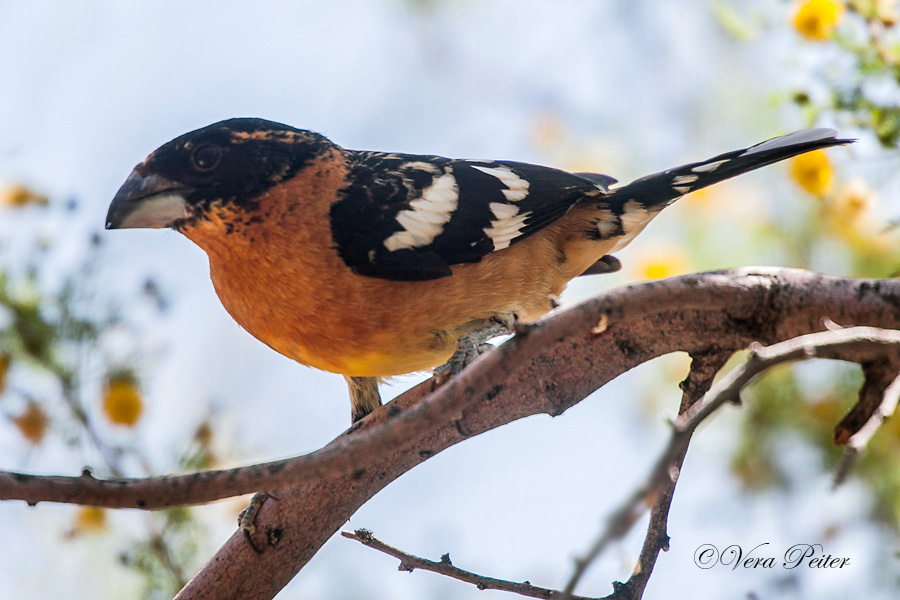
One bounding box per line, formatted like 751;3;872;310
677;326;900;430
342;529;598;600
608;351;731;600
340;327;900;600
835;366;900;485
2;267;900;600
562;326;900;600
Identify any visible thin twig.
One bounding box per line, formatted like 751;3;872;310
678;326;900;430
562;327;900;600
850;368;900;445
834;370;900;485
558;483;649;600
560;352;730;600
616;351;730;600
342;529;598;600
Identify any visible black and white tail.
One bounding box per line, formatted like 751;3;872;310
610;128;853;209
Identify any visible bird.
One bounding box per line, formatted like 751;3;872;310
106;118;852;422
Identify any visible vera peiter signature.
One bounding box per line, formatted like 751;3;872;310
694;543;850;570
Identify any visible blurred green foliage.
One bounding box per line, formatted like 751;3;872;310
717;0;900;530
797;0;900;146
0;197;214;597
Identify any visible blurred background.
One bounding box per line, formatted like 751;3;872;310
1;0;899;598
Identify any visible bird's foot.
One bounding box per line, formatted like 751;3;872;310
238;491;279;553
434;317;514;383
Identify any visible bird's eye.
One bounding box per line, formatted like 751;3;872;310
192;144;222;172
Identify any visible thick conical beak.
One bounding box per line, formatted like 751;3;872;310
106;169;190;230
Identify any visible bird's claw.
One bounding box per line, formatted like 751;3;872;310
238;491;279;553
433;319;514;383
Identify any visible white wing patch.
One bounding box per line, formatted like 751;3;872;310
620;200;650;233
596;216;620;237
594;208;620;238
471;165;530;202
489;202;519;220
483;201;531;251
384;172;459;252
672;174;699;186
401;161;442;174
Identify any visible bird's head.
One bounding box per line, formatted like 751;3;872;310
106;118;331;231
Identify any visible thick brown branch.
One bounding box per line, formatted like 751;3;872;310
3;268;898;512
174;269;900;600
346;327;900;600
342;529;598;600
2;268;899;600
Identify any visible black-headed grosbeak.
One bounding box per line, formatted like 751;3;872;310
105;119;851;421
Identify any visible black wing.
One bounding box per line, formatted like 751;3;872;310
329;151;610;281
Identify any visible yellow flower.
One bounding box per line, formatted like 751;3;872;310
790;150;834;196
876;0;899;26
12;400;49;445
73;507;107;534
102;374;143;427
793;0;844;41
632;247;691;280
0;184;48;207
824;179;885;248
830;178;872;221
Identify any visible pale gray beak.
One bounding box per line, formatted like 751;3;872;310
106;170;190;230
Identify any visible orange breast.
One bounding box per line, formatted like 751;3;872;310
180;150;613;377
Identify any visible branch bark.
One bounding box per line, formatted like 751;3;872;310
342;529;598;600
559;326;900;600
2;267;900;599
601;351;731;600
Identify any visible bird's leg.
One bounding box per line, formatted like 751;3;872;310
434;317;514;382
345;375;382;422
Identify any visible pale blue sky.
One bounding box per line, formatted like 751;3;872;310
0;1;892;599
